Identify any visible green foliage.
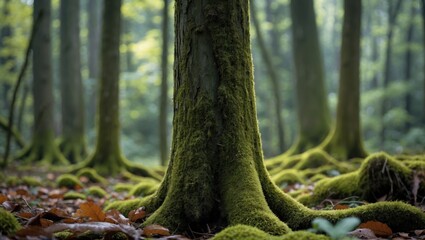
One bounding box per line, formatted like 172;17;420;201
310;217;359;240
0;208;21;236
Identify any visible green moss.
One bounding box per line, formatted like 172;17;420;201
22;176;42;186
5;176;19;186
113;183;134;193
0;208;21;236
105;198;146;216
271;169;305;187
53;231;73;239
308;173;327;183
63;191;86;200
212;225;329;240
76;168;107;184
129;182;158;197
87;186;107;198
56;174;83;189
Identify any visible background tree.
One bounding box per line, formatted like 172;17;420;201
59;0;86;163
283;0;331;156
17;0;67;164
80;0;159;179
320;0;367;159
159;0;169;166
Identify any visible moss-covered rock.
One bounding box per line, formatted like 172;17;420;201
57;174;84;189
63;191;86;200
76;168;107;184
129;182;159;197
87;186;107;198
212;225;329;240
22;176;42;186
0;208;21;236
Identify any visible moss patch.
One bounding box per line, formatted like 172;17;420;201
129;182;159;197
113;183;134;193
63;191;86;200
87;186;107;198
56;174;83;189
76;168;107;184
0;208;21;236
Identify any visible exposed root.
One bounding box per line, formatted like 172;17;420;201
58;138;86;164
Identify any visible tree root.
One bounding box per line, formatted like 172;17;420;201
58;138;86;164
16;140;68;165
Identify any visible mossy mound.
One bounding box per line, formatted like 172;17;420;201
212;225;330;240
76;168;107;184
63;191;86;200
87;186;107;198
113;183;134;193
0;208;21;236
305;152;421;206
21;176;42;186
53;231;73;239
271;169;305;187
129;182;159;197
56;174;83;189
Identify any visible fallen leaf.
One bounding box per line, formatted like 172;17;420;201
414;229;425;236
18;212;34;219
75;201;106;222
0;194;7;203
359;221;392;237
397;232;410;238
334;204;349;210
16;188;29;196
48;208;70;218
16;226;51;238
105;209;129;225
128;207;146;222
48;189;64;199
2;201;20;212
143;224;170;237
347;228;377;239
40;218;54;227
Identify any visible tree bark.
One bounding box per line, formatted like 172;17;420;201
420;0;425;124
404;1;415;131
159;0;169;166
0;0;13;112
250;0;286;153
17;0;67;164
287;0;331;156
81;0;159;180
59;0;86;163
320;0;367;160
380;0;402;146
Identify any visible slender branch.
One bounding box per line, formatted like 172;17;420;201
2;11;43;168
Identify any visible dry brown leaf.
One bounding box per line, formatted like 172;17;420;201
359;221;392;237
48;208;70;218
0;194;7;203
18;212;35;219
40;218;54;227
414;229;425;236
75;201;106;222
128;207;146;222
143;224;170;237
334;204;349;210
105;209;129;225
16;188;29;196
16;226;51;238
48;189;64;199
2;200;20;212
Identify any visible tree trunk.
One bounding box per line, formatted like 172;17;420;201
250;0;285;153
107;0;425;236
421;0;425;124
320;0;367;160
82;0;159;179
87;0;102;130
287;0;331;156
404;2;415;131
17;0;67;164
380;0;402;147
159;0;169;166
59;0;86;163
0;0;13;113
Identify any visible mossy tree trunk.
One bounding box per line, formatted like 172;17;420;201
108;0;425;235
422;0;425;124
319;0;367;160
81;0;159;180
17;0;67;165
0;0;13;112
159;0;170;166
87;0;102;130
286;0;331;156
59;0;86;163
250;0;285;153
404;2;415;131
380;0;402;147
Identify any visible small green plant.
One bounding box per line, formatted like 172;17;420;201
310;217;360;240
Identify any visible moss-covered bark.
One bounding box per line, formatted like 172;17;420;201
59;0;86;163
17;0;67;165
106;0;425;236
76;0;159;180
319;0;367;160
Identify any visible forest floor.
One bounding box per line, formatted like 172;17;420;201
1;163;425;240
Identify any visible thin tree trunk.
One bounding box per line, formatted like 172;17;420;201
250;0;285;152
404;1;415;131
420;0;425;124
320;0;367;160
380;0;402;146
159;0;169;166
59;0;86;163
1;0;13;112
